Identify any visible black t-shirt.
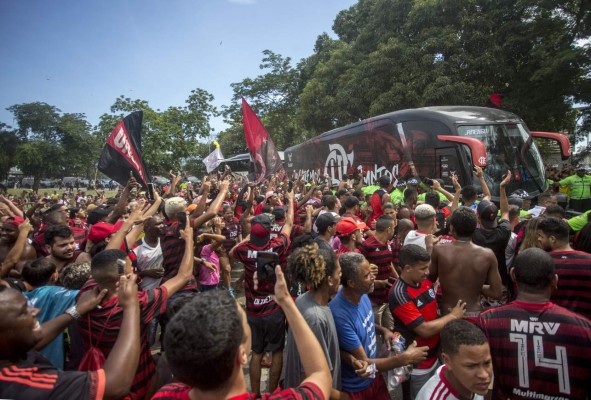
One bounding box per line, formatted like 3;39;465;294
0;352;104;400
473;220;512;285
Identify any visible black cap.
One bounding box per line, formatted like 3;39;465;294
477;200;498;229
315;213;339;233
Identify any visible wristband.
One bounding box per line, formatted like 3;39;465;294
65;305;81;320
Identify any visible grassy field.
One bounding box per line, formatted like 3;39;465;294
6;188;120;199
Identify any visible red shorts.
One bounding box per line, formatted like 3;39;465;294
346;373;390;400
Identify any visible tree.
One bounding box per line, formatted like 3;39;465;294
296;0;590;143
6;102;61;142
57;113;101;178
5;103;99;191
0;123;19;180
220;50;304;155
15;141;64;189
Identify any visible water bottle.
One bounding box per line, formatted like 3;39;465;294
387;333;411;389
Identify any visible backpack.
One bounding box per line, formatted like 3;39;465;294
78;308;115;371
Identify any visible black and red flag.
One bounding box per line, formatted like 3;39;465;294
242;98;283;183
98;111;150;188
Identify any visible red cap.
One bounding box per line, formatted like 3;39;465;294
88;220;124;243
4;216;24;227
336;217;366;236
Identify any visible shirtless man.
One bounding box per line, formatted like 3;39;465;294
44;225;91;272
0;217;36;278
429;207;502;322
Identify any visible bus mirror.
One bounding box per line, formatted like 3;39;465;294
530;131;571;160
437;135;488;168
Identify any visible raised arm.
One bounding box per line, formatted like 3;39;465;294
474;166;491;201
271;265;331;398
106;202;147;251
296;181;317;209
102;274;141;400
191;179;229;229
161;218;194;296
431;180;454;203
0;219;33;278
193;180;211;217
107;178;135;224
25;200;44;221
499;171;512;221
0;195;24;218
449;174;462;212
302;205;314;233
281;189;295;237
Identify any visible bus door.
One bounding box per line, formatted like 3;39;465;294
435;147;462;191
436;135;488;191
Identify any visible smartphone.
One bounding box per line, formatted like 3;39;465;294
177;212;187;230
287;180;293;192
256;251;279;294
424;178;434;186
129;170;134;179
116;259;126;275
147;183;155;200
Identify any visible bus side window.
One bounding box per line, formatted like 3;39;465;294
401;121;452;179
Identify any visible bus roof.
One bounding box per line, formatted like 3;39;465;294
221;151;285;162
286;106;524;151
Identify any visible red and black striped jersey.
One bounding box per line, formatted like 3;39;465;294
160;220;197;292
549;250;591;320
152;381;324;399
0;352;104;400
390;236;402;270
221;218;242;251
389;278;440;370
232;233;290;317
478;300;591;400
358;236;394;304
77;280;168;400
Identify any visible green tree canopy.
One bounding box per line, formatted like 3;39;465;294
5;104;99;190
297;0;590;140
218;50;303;157
0;123;19;181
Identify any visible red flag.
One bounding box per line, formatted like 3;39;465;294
242;98;283;183
485;93;502;109
98;111;150;188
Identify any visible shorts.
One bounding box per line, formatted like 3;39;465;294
346;373;390;400
248;310;286;354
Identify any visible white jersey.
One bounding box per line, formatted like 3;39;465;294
416;365;484;400
133;238;163;290
403;230;427;249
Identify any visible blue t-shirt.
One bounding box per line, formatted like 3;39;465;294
329;289;376;393
25;286;78;369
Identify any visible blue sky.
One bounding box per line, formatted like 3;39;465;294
0;0;356;135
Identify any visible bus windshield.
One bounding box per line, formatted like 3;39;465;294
458;124;547;198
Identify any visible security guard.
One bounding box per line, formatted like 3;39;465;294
559;165;591;212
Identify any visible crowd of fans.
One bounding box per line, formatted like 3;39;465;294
0;164;590;400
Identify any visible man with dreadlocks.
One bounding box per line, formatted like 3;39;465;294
283;243;344;398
